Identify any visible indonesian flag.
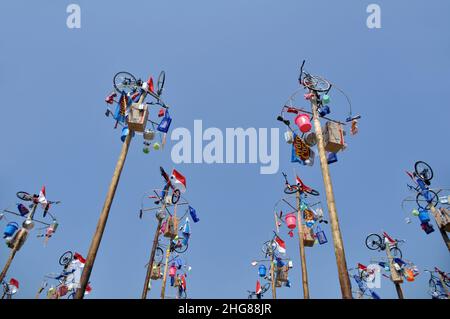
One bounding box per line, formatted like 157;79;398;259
85;283;92;295
170;169;187;193
256;280;262;295
275;236;286;254
181;275;187;291
383;232;396;244
296;176;302;185
357;263;367;271
38;186;48;207
74;252;86;264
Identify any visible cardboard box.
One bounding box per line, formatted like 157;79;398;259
127;103;149;132
276;266;289;282
302;225;315;247
163;216;178;239
437;208;450;232
323;121;345;153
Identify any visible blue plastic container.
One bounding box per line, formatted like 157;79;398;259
418;209;430;223
4;222;19;238
327;152;338;164
258;265;266;277
318;105;330;117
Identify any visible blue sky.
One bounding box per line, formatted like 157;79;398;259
0;0;449;299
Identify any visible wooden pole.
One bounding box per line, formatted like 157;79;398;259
310;94;352;299
160;243;171;299
0;203;37;283
438;271;450;298
270;254;276;299
394;282;404;299
296;191;310;299
141;218;163;299
428;205;450;252
74;131;133;299
385;242;404;299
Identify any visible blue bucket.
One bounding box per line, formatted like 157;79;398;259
418;209;430;223
258;265;266;277
4;222;19;238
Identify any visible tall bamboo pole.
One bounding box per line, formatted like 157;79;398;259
429;205;450;252
385;242;404;299
438;271;450;298
74;131;133;299
310;94;352;299
160;243;171;299
0;203;37;282
141;218;163;299
270;253;276;299
296;191;309;299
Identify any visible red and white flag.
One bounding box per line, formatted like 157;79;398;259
38;186;48;207
74;252;86;264
256;280;262;295
170;169;187;193
357;263;367;271
275;236;286;254
85;283;92;295
9;278;19;294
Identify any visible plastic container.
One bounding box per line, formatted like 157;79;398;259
327;152;338;164
322;94;330;104
258;265;266;277
304;132;317;146
285;213;296;229
418;209;430;223
4;222;19;238
294;114;312;133
315;227;328;245
169;265;177;277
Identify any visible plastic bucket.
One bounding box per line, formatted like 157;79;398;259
418;209;430;223
318;105;330;117
4;222;19;237
258;265;266;277
294;114;312;133
285;213;297;229
169;265;177;277
327;152;338;164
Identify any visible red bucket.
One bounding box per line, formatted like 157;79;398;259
294;114;312;133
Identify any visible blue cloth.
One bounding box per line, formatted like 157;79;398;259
189;206;200;223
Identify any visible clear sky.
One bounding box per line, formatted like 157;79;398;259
0;0;449;299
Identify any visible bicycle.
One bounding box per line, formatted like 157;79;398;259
155;233;189;258
247;282;270;299
282;172;319;196
15;190;60;218
365;232;404;259
113;70;166;98
425;267;450;299
405;161;439;209
298;60;331;93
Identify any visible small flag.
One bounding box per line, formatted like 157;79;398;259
85;284;92;295
275;235;286;254
38;186;48;207
147;77;154;93
383;232;396;244
256;280;262;295
9;278;19;289
357;263;367;271
188;206;200;223
170;169;187;192
74;252;86;264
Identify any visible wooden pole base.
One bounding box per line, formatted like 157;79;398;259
74;132;133;299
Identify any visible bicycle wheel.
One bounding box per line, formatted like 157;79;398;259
59;251;73;266
262;283;271;294
302;74;331;92
157;70;165;96
365;234;382;250
390;247;402;259
304;188;320;196
174;241;188;254
113;71;137;94
171;189;180;205
154;247;164;264
16;191;32;201
262;240;278;256
415;161;433;182
416;190;438;209
284;186;298;194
